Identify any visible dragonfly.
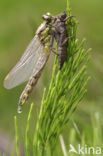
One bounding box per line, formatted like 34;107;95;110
4;12;55;113
4;12;74;113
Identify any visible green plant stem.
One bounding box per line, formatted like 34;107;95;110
14;116;20;156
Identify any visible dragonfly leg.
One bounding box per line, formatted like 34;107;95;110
62;35;74;46
63;15;76;22
49;32;59;56
50;47;59;55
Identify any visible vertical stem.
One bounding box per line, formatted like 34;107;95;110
66;0;71;16
25;103;34;156
14;116;20;156
59;135;68;156
67;0;70;9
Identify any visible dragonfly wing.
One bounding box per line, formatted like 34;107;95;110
18;45;51;111
4;35;43;89
19;45;50;104
31;45;50;78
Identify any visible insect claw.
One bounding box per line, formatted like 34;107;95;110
63;15;76;22
62;35;75;46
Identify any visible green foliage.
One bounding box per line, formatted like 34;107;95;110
13;3;91;156
32;5;91;156
67;112;102;156
0;0;103;155
8;107;102;156
25;103;34;156
1;1;92;156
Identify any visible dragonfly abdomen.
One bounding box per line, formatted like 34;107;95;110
18;50;49;113
19;73;41;106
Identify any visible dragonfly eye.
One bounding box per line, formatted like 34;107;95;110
42;14;52;23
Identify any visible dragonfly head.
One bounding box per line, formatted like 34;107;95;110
42;12;52;23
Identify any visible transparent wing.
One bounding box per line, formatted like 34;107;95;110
31;46;50;78
4;35;44;89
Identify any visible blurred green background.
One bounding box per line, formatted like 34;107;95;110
0;0;103;149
